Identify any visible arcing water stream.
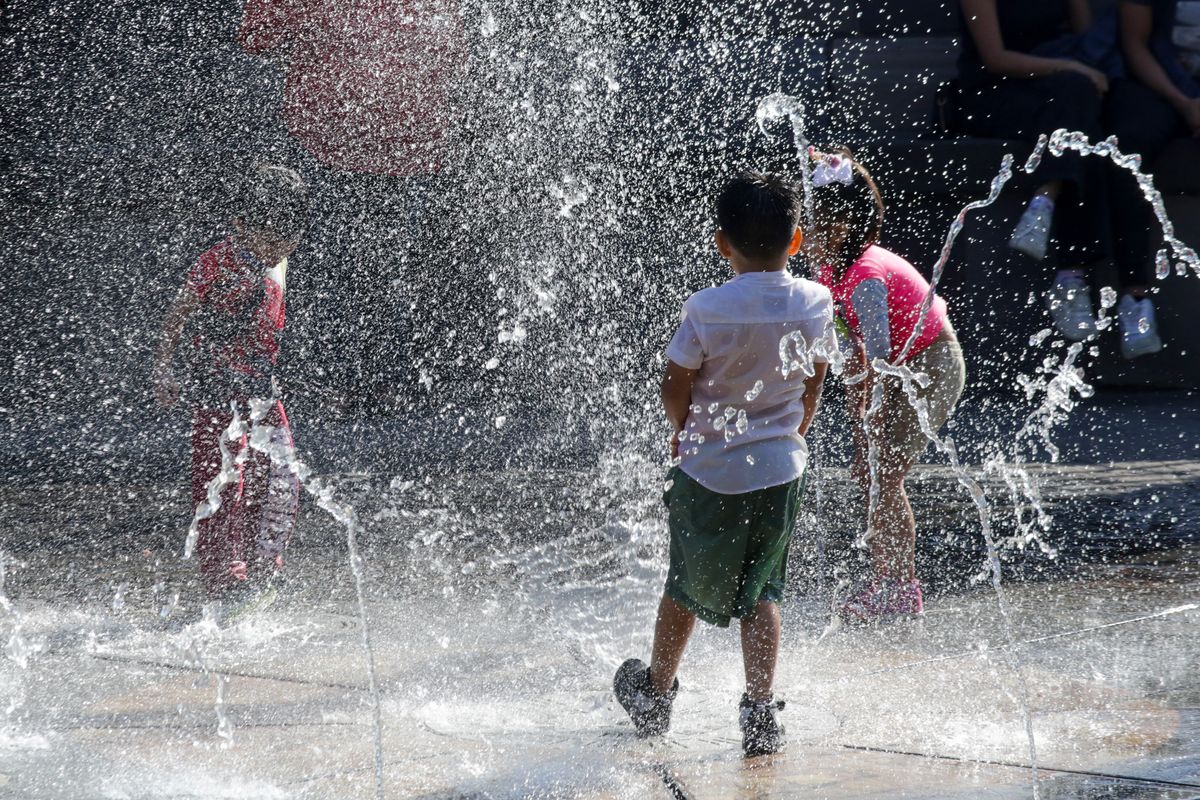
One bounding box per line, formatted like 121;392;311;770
757;92;1200;797
243;398;387;800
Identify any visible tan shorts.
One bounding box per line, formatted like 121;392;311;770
870;339;967;467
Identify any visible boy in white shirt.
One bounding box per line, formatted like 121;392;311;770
614;172;834;757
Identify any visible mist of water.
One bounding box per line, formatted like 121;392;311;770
2;4;1198;797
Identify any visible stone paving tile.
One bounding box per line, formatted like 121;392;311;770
2;453;1196;798
3;558;1197;799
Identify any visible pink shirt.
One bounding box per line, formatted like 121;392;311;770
817;245;948;362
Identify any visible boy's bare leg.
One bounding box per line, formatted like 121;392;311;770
649;595;696;694
741;599;781;702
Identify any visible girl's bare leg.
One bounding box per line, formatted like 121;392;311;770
870;468;917;582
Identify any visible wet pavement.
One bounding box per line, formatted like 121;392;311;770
1;544;1197;799
1;438;1198;798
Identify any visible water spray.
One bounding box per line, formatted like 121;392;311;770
177;397;387;800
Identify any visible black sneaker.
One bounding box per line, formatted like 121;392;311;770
613;658;678;738
739;694;785;757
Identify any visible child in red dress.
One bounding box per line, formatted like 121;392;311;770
154;165;310;611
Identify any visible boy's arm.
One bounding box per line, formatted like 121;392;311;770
798;362;828;437
661;359;699;456
153;286;202;408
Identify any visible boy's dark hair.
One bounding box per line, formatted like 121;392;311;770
716;171;803;260
237;164;311;240
812;147;885;273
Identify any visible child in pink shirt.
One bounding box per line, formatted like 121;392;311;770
809;149;967;623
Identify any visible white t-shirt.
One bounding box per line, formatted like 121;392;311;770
666;270;836;495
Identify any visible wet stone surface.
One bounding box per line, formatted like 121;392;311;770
0;451;1198;799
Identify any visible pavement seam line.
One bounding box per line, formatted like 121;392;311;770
654;763;693;800
83;652;367;692
832;742;1200;790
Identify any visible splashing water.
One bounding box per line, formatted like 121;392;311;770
761;98;1200;796
1027;130;1200;281
215;673;234;747
3;11;1199;794
779;330;817;379
757;93;815;230
893;153;1016;365
1;553;37;670
873;356;1041;788
548;175;591;218
838;122;1200;568
175;607;232;747
243;397;387;800
173;397;387;797
480;4;498;37
182;404;247;560
1155;249;1171;281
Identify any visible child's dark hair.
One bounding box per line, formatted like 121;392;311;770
716;171;803;260
812;148;885;273
238;164;311;240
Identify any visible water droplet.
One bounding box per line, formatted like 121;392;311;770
480;6;497;36
1155;248;1170;280
498;324;527;345
744;380;764;402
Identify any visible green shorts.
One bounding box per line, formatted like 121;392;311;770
662;467;806;628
